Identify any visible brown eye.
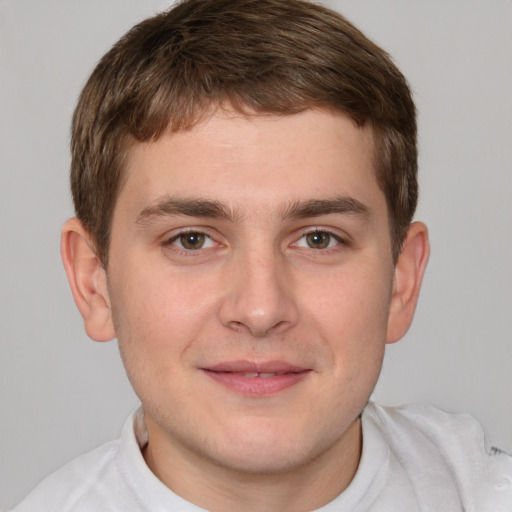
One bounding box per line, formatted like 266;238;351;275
179;232;206;250
305;232;331;249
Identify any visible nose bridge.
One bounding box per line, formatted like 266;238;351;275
219;242;298;337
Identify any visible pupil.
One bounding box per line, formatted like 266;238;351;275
181;232;204;249
307;232;329;249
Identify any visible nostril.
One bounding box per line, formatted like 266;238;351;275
227;319;289;338
228;321;249;333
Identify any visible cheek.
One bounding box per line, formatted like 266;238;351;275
109;261;223;364
303;264;391;380
305;263;391;335
109;269;201;402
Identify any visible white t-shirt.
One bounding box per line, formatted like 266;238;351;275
11;402;512;511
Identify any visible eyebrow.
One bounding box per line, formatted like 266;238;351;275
136;196;240;224
135;195;371;225
282;197;371;220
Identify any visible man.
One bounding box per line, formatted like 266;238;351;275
11;0;511;510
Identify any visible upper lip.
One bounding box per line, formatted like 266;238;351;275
203;360;310;374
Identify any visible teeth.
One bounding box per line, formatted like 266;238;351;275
233;372;280;378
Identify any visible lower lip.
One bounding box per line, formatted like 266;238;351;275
202;370;311;396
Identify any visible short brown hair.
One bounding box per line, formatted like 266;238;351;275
71;0;417;264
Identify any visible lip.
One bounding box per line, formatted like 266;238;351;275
201;360;312;396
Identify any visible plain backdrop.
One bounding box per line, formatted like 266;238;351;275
1;0;511;508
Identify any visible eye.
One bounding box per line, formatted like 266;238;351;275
168;231;216;251
294;230;342;250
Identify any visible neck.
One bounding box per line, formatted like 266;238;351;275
143;417;362;512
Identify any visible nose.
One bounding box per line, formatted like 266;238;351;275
218;248;299;337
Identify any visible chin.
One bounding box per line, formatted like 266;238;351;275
199;419;331;476
208;442;311;476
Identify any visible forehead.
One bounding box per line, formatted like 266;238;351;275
118;108;384;219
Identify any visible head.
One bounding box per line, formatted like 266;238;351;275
62;1;429;507
71;0;417;266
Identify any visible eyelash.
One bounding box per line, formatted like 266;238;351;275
164;229;218;254
162;227;348;257
293;228;346;251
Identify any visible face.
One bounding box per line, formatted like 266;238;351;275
106;108;395;475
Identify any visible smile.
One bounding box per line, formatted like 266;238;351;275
201;361;311;396
225;371;292;378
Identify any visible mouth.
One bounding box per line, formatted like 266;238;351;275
216;371;296;378
201;361;312;396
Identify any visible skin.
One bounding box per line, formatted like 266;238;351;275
62;108;429;511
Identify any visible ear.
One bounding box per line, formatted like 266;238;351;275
61;218;116;342
386;221;430;344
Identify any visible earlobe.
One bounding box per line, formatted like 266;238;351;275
386;222;430;344
61;218;116;342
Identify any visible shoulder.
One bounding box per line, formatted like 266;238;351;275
10;439;122;511
364;402;512;511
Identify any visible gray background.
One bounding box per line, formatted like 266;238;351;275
1;0;511;508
